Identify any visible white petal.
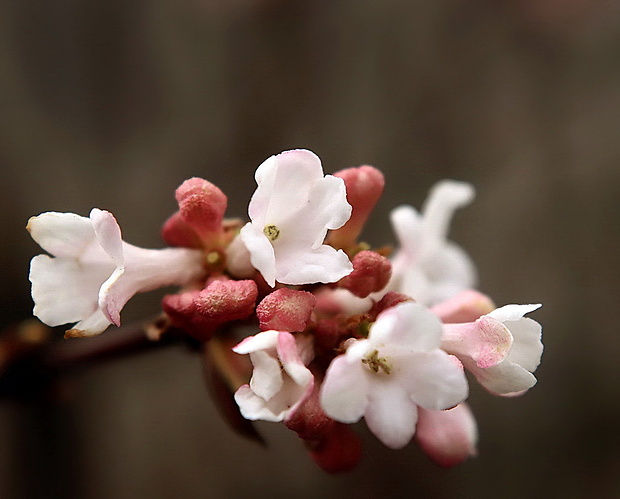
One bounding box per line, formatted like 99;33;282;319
66;309;113;337
504;318;543;372
420;180;475;253
487;304;542;322
277;333;313;387
234;385;284;422
399;351;469;410
240;222;276;287
248;350;283;401
225;234;256;278
29;254;113;327
274;245;352;285
250;150;324;227
370;302;444;353
27;212;96;258
320;354;369;423
467;360;537;395
233;330;279;354
365;380;419;449
90;209;124;266
390;205;423;258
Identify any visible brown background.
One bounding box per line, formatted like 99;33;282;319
1;0;619;497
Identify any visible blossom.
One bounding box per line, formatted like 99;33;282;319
320;302;468;449
441;304;543;396
238;149;353;287
388;180;476;306
233;330;314;422
28;209;205;338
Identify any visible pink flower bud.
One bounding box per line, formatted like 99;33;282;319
371;291;413;317
162;279;257;341
338;250;392;298
285;381;335;441
161;211;202;249
256;288;317;332
415;403;478;468
175;177;227;245
329;165;385;250
308;423;362;473
431;290;496;323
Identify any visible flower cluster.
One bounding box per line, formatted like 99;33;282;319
27;149;543;472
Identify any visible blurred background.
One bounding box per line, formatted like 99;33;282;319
1;0;619;497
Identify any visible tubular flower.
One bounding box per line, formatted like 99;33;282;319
388;180;477;306
28;209;205;338
320;302;468;449
233;331;314;422
441;304;543;396
238;149;353;287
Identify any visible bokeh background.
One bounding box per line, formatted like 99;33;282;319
1;0;619;497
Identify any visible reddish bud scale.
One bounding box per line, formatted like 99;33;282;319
337;250;392;298
256;288;317;332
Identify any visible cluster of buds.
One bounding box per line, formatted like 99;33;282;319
27;149;543;472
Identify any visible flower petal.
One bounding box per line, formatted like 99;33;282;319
487;303;542;323
65;309;112;338
371;302;444;353
29;254;113;327
277;332;313;387
468;360;537;396
505;318;543;372
398;351;468;410
248;349;283;402
274;245;352;286
320;354;369;423
364;380;419;449
27;212;96;258
240;222;276;287
90;209;124;266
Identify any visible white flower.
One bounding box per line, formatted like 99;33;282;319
320;302;468;449
388;180;476;306
442;304;543;396
239;149;353;287
28;209;205;337
233;330;314;422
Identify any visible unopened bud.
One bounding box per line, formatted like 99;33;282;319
338;250;391;298
329;165;385;250
415;404;478;468
308;423;362;473
256;288;317;332
161;211;202;248
175;177;227;246
162;279;257;341
431;290;495;324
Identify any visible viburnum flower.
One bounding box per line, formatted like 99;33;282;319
28;209;205;338
233;330;314;422
388;180;476;306
320;302;468;449
441;304;543;396
237;149;353;287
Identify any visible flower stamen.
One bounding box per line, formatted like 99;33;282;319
362;349;392;375
263;224;280;241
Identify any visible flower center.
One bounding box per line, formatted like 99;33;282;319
263;224;280;241
362;349;392;375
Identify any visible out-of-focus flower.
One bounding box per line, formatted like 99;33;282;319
388;180;476;306
28;209;205;338
442;304;543;396
238;149;353;287
233;330;314;422
320;302;468;449
415;403;478;467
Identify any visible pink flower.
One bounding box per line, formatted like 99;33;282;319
238;149;353;287
442;304;543;395
233;331;314;422
320;302;468;449
28;209;204;337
